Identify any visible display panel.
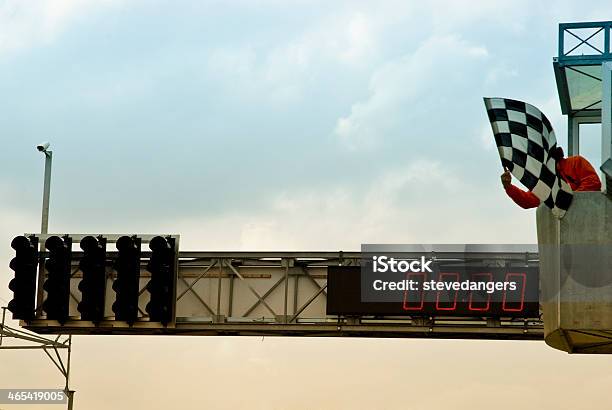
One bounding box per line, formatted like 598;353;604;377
327;266;539;317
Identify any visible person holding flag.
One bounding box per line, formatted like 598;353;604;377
501;146;601;209
484;97;601;218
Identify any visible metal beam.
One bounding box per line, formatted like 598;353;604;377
18;248;544;341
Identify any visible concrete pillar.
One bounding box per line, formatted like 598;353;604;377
568;116;579;157
537;192;612;353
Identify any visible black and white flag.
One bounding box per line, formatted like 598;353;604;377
484;97;573;218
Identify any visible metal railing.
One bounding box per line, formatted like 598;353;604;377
558;21;612;65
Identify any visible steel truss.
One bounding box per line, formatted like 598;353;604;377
0;308;74;409
21;251;543;340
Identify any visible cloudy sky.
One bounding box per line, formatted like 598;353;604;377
1;1;612;409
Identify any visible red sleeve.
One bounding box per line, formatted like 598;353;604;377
573;156;602;191
504;184;541;209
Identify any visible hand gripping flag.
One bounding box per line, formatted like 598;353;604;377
484;97;573;218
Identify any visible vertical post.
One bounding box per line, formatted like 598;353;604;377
216;259;222;321
567;116;580;157
283;261;289;323
66;391;74;410
605;23;610;56
227;271;234;317
293;273;299;315
558;24;565;59
602;62;612;191
65;336;74;410
41;151;52;234
37;150;53;315
0;307;6;346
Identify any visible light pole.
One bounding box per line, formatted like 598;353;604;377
37;142;52;234
36;141;52;311
36;142;73;410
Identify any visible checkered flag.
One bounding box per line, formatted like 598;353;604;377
484;97;573;218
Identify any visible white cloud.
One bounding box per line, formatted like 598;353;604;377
0;0;122;55
203;8;390;105
198;0;538;109
484;63;519;86
426;0;531;34
335;34;489;149
337;12;376;63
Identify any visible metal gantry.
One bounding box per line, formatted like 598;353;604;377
1;249;542;410
20;249;543;340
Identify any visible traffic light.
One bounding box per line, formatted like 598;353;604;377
42;236;72;324
78;236;107;323
8;235;39;320
145;236;176;325
112;235;141;324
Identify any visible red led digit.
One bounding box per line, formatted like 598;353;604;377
502;273;526;312
403;272;426;311
469;272;492;311
435;272;459;311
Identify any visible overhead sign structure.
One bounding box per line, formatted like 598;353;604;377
6;238;543;340
6;234;179;330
